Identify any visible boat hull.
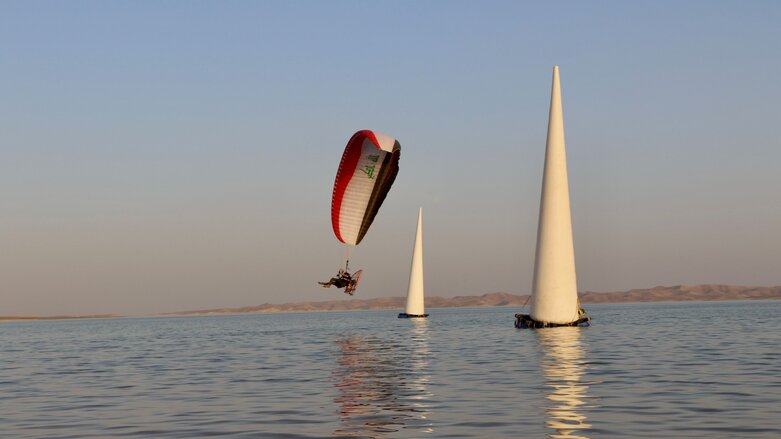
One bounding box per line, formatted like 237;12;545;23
398;313;429;318
514;313;590;329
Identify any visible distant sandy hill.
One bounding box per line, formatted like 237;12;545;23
163;284;781;316
580;284;781;303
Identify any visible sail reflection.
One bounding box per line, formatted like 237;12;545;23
332;320;433;437
536;327;592;439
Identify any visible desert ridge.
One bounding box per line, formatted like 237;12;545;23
162;284;781;316
4;285;779;320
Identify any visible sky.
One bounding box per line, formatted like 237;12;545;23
1;1;780;316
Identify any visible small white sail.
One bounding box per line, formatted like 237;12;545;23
402;208;426;317
530;66;580;325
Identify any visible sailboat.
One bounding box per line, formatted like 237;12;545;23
399;208;428;318
516;66;591;328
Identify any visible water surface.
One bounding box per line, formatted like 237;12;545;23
1;301;780;438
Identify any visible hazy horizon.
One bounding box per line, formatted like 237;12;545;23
2;1;780;315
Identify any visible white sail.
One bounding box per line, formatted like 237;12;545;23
530;66;580;325
404;208;426;316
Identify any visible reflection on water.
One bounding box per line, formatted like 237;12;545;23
4;304;781;437
537;328;593;439
332;320;433;437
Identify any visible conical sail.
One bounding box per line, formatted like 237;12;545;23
404;208;426;316
530;66;580;325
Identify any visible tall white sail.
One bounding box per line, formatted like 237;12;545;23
530;66;580;325
403;208;426;317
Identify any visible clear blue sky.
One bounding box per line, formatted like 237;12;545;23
2;1;780;315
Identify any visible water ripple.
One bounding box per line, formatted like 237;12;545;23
1;301;780;437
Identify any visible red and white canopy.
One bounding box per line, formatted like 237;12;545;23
331;130;401;246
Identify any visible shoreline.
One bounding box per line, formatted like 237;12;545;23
158;297;781;318
5;285;780;321
161;284;781;317
0;314;124;322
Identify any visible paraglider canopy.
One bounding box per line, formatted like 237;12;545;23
331;130;401;246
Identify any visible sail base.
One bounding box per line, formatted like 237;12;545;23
398;313;429;318
514;313;590;329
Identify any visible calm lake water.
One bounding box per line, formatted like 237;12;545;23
1;301;780;438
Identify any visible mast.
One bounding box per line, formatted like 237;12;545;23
530;66;580;324
400;208;428;318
